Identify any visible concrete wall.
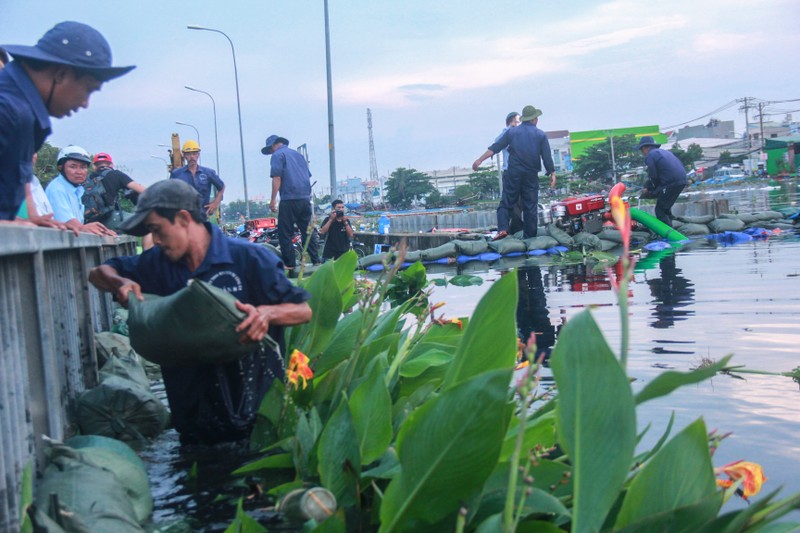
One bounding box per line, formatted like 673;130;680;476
0;226;135;532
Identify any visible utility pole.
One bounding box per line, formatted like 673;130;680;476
323;0;337;199
758;102;766;152
739;96;753;149
608;132;618;182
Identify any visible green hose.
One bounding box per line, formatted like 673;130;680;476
629;207;688;242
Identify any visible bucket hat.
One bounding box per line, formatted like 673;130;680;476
520;105;542;122
261;135;290;155
119;180;200;236
635;136;661;150
2;21;135;82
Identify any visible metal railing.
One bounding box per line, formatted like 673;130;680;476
0;225;135;532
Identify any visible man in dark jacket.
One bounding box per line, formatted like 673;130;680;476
637;136;688;226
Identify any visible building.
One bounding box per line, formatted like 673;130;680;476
547;130;572;172
426;166;476;196
675;119;735;140
765;136;800;175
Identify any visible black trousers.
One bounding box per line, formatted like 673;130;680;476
277;199;320;268
498;168;539;238
655;184;685;227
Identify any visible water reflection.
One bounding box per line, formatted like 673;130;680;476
646;254;695;329
516;267;560;362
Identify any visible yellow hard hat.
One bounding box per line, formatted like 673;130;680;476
182;140;201;153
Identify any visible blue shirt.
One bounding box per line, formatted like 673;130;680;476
105;224;310;443
644;148;688;189
489;122;555;175
270;145;312;201
169;164;225;214
494;126;512;171
46;174;85;223
0;62;52;220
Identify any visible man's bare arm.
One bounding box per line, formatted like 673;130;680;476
89;264;144;307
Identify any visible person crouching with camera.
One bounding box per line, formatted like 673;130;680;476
319;199;354;261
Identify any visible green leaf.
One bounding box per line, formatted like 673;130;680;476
615;418;719;529
318;396;361;507
19;461;33;533
366;305;405;343
614;491;723;533
331;250;357;303
550;309;636;533
350;357;393;464
516;520;566;533
379;369;513;532
299;262;344;358
308;508;348;532
233;453;294;475
448;274;484;286
294;408;323;477
400;349;452;378
314;309;364;375
361;447;401;480
442;271;518;389
499;411;556;462
224;498;267;533
429;278;448;286
635;355;732;405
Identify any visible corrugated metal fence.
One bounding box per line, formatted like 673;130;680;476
0;226;135;533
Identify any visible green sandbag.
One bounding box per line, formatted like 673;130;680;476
66;435;143;467
677;214;715;224
629;230;653;245
403;250;421;263
671;219;685;228
57;439;152;522
679;223;711;235
524;236;558;251
95;332;136;367
754;210;785;221
546;223;574;247
77;376;168;444
708;218;745;232
597;228;624;243
128;279;258;366
776;206;800;218
36;444;144;533
729;213;760;224
111;308;129;337
359;252;387;268
573;232;602;251
488;238;527;254
762;222;796;230
598;239;619;252
420;241;458;261
452;239;488;256
99;353;150;390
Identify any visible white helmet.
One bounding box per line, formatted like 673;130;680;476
57;145;92;166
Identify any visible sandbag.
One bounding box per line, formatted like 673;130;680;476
671;219;685;228
77;376;168;444
99;353;150;391
420;241;458;261
762;222;796;230
708;218;745;233
128;279;259;366
36;443;144;533
359;252;387;268
453;239;489;256
597;228;624;243
546;224;574;247
598;239;619;252
679;223;711;235
61;437;152;522
754;210;784;221
573;232;602;251
94;332;136;367
629;230;653;245
403;250;422;263
677;214;715;224
488;238;527;254
729;213;760;224
111;308;129;337
524;235;558;251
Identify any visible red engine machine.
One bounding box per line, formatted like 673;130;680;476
539;195;608;235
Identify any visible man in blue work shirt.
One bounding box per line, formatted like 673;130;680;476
636;136;688;226
169;140;225;220
88;179;312;445
261;134;320;271
0;22;134;223
473;105;556;240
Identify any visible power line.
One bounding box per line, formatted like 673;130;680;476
662;99;740;130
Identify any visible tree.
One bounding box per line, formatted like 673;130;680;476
669;142;704;170
572;134;640;183
718;150;745;167
468;168;501;199
35;142;60;185
384;167;435;209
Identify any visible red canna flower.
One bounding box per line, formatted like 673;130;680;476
715;460;767;500
287;349;314;390
610;195;631;255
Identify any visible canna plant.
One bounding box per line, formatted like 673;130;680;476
231;238;800;532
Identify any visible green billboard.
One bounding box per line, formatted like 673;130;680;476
570;125;666;160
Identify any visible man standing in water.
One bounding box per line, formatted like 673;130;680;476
89;180;312;445
473;105;556;240
636;136;688;227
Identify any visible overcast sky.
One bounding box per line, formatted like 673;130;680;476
3;0;799;201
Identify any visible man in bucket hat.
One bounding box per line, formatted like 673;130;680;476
0;21;134;222
89;179;312;445
473;105;556;240
636;135;688;226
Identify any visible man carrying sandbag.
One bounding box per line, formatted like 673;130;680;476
89;179;312;445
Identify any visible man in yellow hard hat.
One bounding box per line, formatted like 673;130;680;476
169;139;224;220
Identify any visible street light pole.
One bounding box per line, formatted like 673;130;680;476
185;86;220;176
175;121;201;152
150;155;171;175
323;0;337;199
187;25;250;220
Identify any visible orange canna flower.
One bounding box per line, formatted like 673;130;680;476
715;460;767;500
610;195;631;253
287;349;314;389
